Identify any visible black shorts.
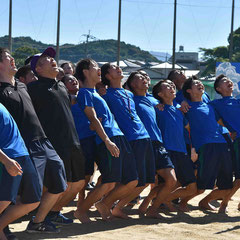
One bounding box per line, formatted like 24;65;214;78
197;143;233;190
168;150;196;187
28;139;67;194
56;145;85;182
80;136;98;176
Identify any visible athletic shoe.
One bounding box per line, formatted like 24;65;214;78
26;219;60;233
86;183;94;191
48;212;73;225
3;225;19;240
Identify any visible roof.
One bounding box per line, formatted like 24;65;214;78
150;62;187;70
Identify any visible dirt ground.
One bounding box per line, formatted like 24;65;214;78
9;183;240;240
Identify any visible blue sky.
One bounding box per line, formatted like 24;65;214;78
0;0;239;56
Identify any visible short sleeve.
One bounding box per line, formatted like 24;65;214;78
77;89;94;110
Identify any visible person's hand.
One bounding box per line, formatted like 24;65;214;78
4;158;23;177
178;101;191;113
105;139;120;158
191;148;198;162
230;132;237;141
155;103;164;111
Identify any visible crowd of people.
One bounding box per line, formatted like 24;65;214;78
0;46;239;240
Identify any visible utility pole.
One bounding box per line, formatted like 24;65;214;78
172;0;177;69
229;0;235;61
8;0;12;52
56;0;61;63
82;30;97;57
117;0;122;66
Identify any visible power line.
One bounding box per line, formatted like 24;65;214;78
123;0;240;8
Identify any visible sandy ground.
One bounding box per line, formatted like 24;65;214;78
9;182;240;240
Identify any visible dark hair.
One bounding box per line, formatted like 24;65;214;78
15;65;32;79
152;80;166;103
214;74;226;94
60;62;69;68
182;78;194;100
126;71;140;92
75;58;94;82
167;70;177;81
24;55;34;65
101;63;111;86
61;61;75;71
0;48;10;62
61;74;74;84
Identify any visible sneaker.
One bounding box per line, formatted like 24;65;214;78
3;225;19;240
48;212;73;225
26;219;60;233
90;182;96;188
85;183;94;191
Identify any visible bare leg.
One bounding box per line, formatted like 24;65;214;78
139;186;159;214
77;176;90;208
146;168;176;218
0;201;39;231
199;188;231;213
112;185;147;219
74;182;115;223
96;180;138;220
34;192;62;223
180;189;204;211
0;231;7;240
52;180;85;211
166;183;197;212
220;179;240;211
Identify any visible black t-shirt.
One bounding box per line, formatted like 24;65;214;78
0;80;46;145
27;76;80;151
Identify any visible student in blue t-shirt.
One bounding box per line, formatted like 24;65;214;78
127;72;177;218
137;70;160;106
151;79;197;212
101;64;155;218
62;74;97;204
0;103;41;239
211;74;240;210
182;78;233;213
74;59;138;223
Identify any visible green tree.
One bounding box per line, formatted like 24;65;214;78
200;26;240;76
12;46;39;67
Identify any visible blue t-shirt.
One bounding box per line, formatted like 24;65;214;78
133;96;162;143
0;103;28;158
77;88;123;144
185;101;226;151
146;93;159;107
71;103;95;140
156;104;187;153
210;96;240;137
103;88;149;141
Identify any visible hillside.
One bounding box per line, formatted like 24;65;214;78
0;36;158;63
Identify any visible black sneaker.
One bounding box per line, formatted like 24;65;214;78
3;225;19;240
26;219;60;233
47;212;73;225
